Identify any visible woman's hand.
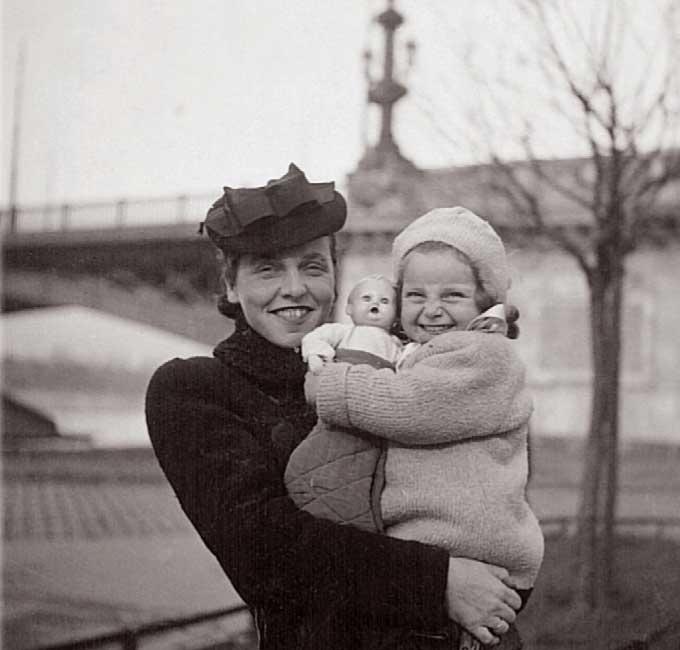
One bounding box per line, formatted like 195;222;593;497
304;371;319;406
446;557;522;645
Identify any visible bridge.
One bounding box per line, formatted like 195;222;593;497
0;191;392;343
2;195;236;343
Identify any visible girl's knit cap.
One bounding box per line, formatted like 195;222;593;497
392;206;510;302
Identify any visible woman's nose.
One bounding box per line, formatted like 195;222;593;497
280;268;306;297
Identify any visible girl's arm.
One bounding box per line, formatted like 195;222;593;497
145;356;449;628
316;332;532;445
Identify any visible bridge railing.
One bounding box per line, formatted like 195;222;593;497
1;194;216;234
1;180;350;235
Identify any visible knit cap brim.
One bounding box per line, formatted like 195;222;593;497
392;206;509;303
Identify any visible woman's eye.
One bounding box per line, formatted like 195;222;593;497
304;263;328;275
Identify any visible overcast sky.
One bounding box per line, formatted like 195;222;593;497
2;1;675;207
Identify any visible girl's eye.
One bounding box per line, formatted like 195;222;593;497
361;295;371;302
380;298;390;304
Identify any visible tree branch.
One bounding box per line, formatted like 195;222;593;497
489;154;594;277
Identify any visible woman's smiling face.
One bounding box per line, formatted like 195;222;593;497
227;237;336;348
399;246;481;344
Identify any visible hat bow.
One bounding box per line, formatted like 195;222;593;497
202;163;335;237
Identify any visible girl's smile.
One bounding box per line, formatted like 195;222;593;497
400;247;481;344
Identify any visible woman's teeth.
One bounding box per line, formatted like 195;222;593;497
274;308;310;321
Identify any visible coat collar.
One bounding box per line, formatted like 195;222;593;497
213;316;307;387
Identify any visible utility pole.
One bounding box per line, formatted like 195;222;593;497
8;40;26;233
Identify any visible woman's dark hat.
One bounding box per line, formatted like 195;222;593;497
200;163;347;253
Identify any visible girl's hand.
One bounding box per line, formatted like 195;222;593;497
445;557;521;645
304;371;319;406
504;304;520;339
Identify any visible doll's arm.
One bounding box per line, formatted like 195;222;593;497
301;323;352;372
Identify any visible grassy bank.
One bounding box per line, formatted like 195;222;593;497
519;535;680;649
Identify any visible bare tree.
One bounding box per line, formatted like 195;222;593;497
490;0;680;612
413;0;680;612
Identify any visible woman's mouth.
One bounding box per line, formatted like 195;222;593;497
270;307;313;322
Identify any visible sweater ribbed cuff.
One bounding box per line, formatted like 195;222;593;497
317;362;351;428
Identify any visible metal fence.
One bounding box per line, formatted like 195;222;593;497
539;516;680;540
31;604;252;650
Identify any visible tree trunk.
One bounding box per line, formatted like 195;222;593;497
577;257;624;610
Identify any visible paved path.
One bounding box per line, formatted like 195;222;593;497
3;481;191;542
5;478;680;544
4;532;248;649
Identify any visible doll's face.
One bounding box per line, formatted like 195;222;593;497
345;277;396;331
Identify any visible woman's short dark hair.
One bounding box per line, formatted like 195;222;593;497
215;235;339;320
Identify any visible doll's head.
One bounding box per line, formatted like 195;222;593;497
345;275;397;331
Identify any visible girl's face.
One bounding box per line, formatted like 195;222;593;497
227;237;335;348
400;247;481;344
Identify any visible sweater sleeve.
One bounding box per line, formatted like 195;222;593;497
316;332;532;445
145;357;449;628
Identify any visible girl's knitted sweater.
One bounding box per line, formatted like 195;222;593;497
316;330;544;588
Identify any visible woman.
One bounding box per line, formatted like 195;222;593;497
145;164;522;649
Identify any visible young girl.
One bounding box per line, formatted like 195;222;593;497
288;206;543;647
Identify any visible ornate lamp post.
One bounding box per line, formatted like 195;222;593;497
360;0;416;170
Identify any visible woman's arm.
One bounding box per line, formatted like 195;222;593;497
315;332;532;445
145;357;449;628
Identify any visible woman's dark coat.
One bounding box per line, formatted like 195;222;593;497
145;322;451;649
